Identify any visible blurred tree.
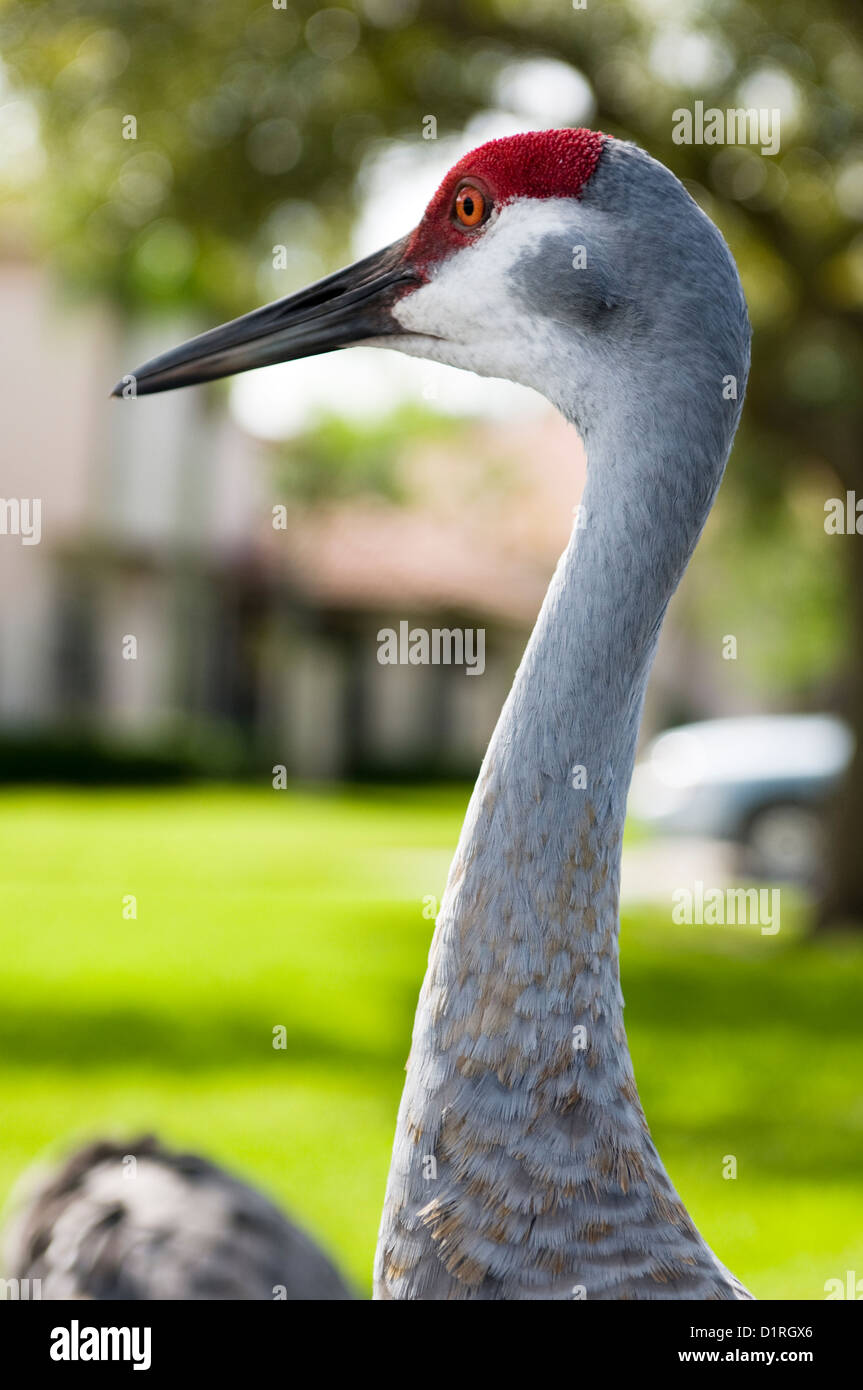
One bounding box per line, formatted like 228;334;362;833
273;403;457;502
1;0;862;927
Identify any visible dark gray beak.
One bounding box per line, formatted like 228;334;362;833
112;235;420;397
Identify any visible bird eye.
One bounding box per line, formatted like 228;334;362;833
453;184;489;229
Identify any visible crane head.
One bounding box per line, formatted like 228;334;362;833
113;127;748;434
111;129;608;397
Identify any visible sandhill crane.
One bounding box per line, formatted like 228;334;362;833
102;128;753;1300
4;1136;352;1300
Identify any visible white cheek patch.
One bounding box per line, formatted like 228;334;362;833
389;199;574;386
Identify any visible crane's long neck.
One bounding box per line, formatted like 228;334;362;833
375;403;739;1299
425;418;723;1093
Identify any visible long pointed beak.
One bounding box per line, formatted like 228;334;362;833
112;235;421;398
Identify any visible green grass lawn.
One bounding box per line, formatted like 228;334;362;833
1;785;861;1298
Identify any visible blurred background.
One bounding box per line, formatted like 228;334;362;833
1;0;862;1298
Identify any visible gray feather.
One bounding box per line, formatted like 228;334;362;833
4;1136;352;1301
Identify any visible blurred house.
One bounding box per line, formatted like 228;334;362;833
0;254;582;779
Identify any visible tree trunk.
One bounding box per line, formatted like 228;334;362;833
816;486;863;932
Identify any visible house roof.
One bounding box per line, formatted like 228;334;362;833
266;411;586;624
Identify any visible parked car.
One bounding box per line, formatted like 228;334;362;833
628;714;854;883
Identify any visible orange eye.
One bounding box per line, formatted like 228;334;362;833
454;184;488;228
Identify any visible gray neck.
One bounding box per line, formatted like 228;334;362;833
375;405;744;1300
431;410;724;1090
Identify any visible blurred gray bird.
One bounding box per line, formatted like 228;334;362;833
4;1136;352;1300
106;128;754;1300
